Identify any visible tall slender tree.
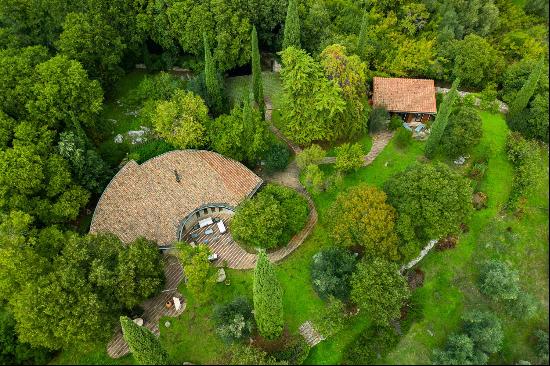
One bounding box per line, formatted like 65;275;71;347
120;316;169;365
251;25;265;118
253;251;284;339
508;57;544;120
357;11;369;60
203;33;222;114
425;78;460;158
282;0;301;50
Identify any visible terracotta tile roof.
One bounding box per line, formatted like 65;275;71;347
372;77;437;114
89;150;263;245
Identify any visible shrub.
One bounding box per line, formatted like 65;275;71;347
478;260;520;301
389;115;403;130
128;72;184;106
120;316;169;365
253;251;284;340
296;144;326;169
479;83;500;113
226;344;287;365
343;325;399;365
535;330;549;363
505;292;538;320
264;141;290;172
462;310;503;354
441;107;483;159
327;184;399;261
432;333;488;365
368;107;389;133
311;247;356;300
129;139;176;164
213;297;255;343
394;127;412;149
351;258;410;326
334;142;363;173
313;296;347;338
271;336;310;365
303;164;324;193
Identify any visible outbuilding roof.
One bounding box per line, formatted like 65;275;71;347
372;77;437;114
89;150;263;245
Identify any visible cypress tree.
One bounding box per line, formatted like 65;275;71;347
508;57;544;120
282;0;301;50
251;25;265;118
253;251;284;339
357;11;369;60
203;33;222;113
120;316;169;365
425;78;460;158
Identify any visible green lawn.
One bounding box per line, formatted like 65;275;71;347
225;71;283;109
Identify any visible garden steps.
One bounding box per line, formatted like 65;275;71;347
299;321;325;347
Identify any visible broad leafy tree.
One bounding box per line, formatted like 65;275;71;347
328;185;399;261
253;251;284;340
478;259;520;301
178;244;217;306
441;106;483;159
311;247;356;300
462;310;503;354
334;143;364;173
120;316;169;365
350;258;410;326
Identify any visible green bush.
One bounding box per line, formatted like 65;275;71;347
505;292;538;320
296;144;325;169
128;72;185;106
432;333;488;365
389;115;403;130
120;316;169;365
303;164;324;193
343;325;399;365
394;127;412;149
253;251;284;340
334;142;363;173
213;297;255;343
368;107;389;133
129;139;176;164
311;247;356;300
263;141;290;173
478;259;520;301
535;330;549;363
271;336;310;365
313;296;347;338
441;107;483;159
462;310;503;354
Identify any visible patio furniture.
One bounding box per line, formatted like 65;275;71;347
173;297;182;311
403;122;413;131
205;228;214;235
414;123;425;133
190;233;199;239
217;221;227;234
189;241;196;248
208;253;218;262
199;217;213;228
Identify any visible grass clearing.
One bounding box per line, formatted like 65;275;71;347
225;71;283;108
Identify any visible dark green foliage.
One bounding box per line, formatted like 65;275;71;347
334;143;363;173
313;296;347;338
389;115;403;130
227;344;287;365
120;316;169;365
394;127;412;149
263;141;290;172
129;72;185;106
462;310;503;354
128;140;176;164
432;333;488;365
213;297;255;343
525;0;550;18
384;162;473;260
204;34;223;115
343;325;400;365
0;308;52;365
508;57;545;121
58;130;111;194
425;79;459;158
368;107;389;133
351;258;410;326
441;107;483;159
251;26;265;117
535;330;549;363
478;259;520;301
357;11;369;60
253;251;284;340
271;336;311;364
310;247;356;300
282;0;300;50
505;292;538;320
232;184;308;250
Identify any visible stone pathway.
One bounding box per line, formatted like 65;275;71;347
299;321;325;347
436;86;509;114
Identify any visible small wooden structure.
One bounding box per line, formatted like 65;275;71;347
372;77;437;127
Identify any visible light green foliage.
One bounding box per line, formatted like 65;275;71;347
296;144;325;169
320;44;369;139
253;251;284;340
27;55;103;131
232;184;308;250
441;106;483;159
203;34;223;114
279;47;346;144
58;131;111;194
425;78;460;158
505;292;538;320
432;333;488;365
227;344;288;365
57;11;126;87
350;258;410;326
478;259;520;301
178;244;216;305
209;101;268;166
282;0;300;50
303;164;324;193
251;26;265;117
462;310;503;354
334;143;363;173
313;296;346;338
328;185;399;261
152;89;209;149
120;316;169;365
384;162;473;260
508;57;545;120
437;0;500;40
452;35;505;88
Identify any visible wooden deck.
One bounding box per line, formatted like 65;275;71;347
107;254;185;359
